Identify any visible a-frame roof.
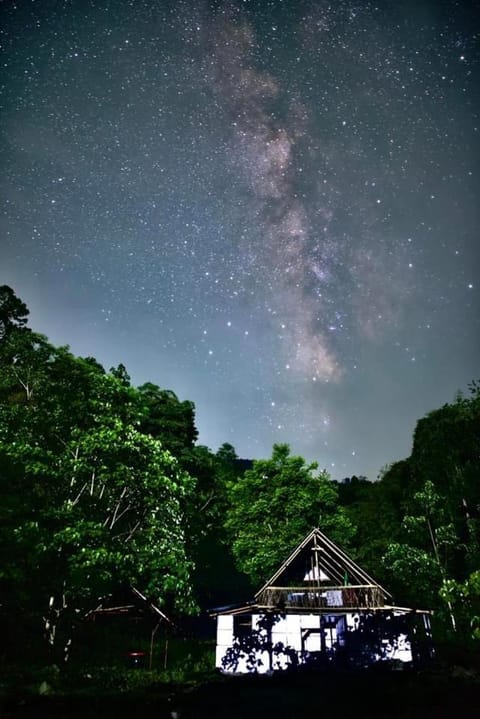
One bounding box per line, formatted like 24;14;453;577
254;527;391;599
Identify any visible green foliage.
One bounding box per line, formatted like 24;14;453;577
184;442;254;606
137;382;198;457
0;288;197;663
383;543;442;608
410;387;480;576
0;284;29;339
224;444;354;585
380;386;480;638
67;639;216;690
335;465;411;582
440;571;480;640
382;479;459;616
0;639;217;698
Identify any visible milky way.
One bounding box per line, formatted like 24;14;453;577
1;0;479;478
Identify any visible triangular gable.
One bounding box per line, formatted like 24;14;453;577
254;528;391;600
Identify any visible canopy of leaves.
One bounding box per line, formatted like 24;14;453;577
0;289;198;659
378;387;480;637
137;382;198;457
224;444;355;586
0;284;29;339
335;467;410;582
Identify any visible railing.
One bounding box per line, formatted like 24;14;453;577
257;584;385;610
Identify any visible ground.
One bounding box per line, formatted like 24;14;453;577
1;670;479;718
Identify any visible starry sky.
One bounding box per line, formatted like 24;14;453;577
1;0;479;480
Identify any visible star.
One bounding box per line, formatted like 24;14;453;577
0;0;477;480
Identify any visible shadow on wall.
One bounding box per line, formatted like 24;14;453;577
221;612;434;674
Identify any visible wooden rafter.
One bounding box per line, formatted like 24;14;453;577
254;528;391;600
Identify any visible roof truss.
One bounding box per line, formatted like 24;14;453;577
254;527;391;599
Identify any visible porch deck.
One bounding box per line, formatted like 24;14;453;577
256;584;385;610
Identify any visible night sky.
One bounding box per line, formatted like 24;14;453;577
1;0;479;480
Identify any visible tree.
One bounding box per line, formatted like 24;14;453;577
0;285;29;339
0;289;197;661
441;571;480;640
180;442;254;607
0;388;197;660
410;385;480;578
383;480;457;614
224;444;354;586
138;383;198;458
2;417;196;660
335;469;408;583
381;385;480;634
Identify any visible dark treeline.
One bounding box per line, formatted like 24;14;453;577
0;285;479;669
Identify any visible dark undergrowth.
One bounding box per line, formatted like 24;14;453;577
1;638;479;718
1;665;479;718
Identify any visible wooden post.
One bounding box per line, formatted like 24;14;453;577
149;619;161;670
164;638;169;670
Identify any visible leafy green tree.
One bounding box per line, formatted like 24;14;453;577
383;480;456;613
0;329;139;456
1;394;196;660
381;385;480;635
184;442;243;529
441;571;480;640
224;444;355;586
0;284;29;338
410;385;480;577
2;418;196;660
0;289;197;661
216;443;240;477
335;468;410;584
181;442;254;607
138;382;198;458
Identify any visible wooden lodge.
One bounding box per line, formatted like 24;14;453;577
213;528;433;673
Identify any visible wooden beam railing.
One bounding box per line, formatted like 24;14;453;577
257;584;385;610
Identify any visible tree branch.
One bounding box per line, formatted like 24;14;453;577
125;520;142;542
11;366;33;400
109;486;128;529
70;482;88;507
199;491;216;513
